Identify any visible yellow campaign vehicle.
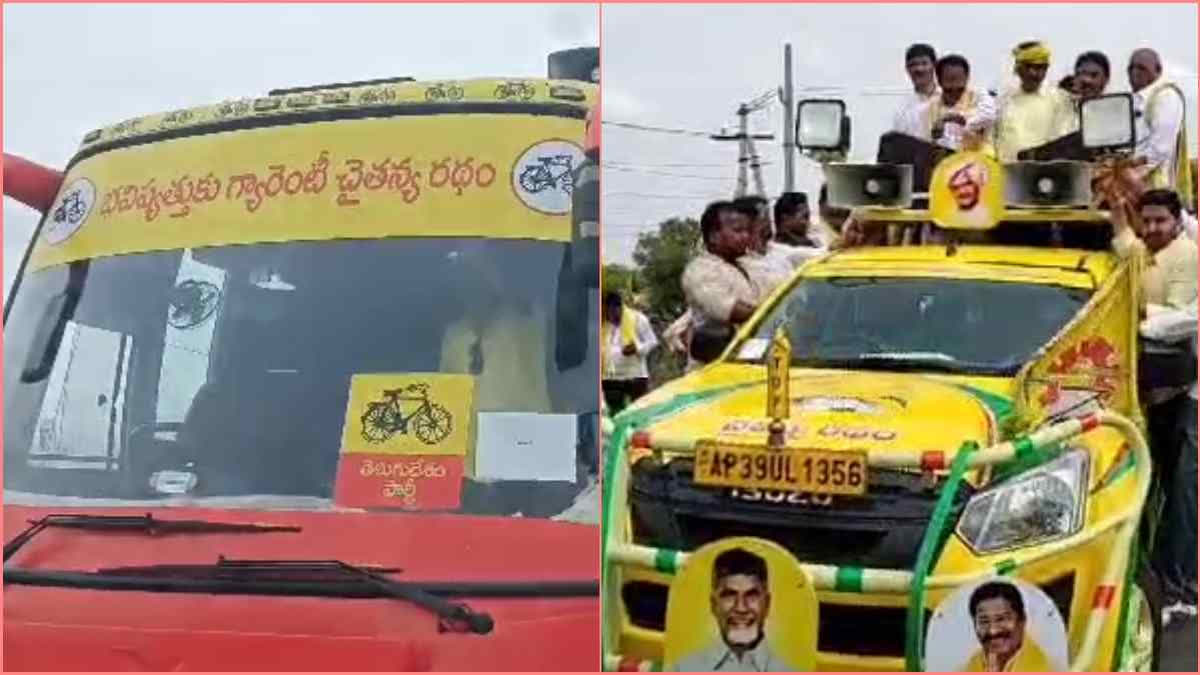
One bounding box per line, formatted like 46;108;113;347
602;95;1170;671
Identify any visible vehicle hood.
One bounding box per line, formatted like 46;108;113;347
3;505;598;670
627;365;1012;458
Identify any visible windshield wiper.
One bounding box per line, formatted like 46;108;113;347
798;352;1017;376
3;513;301;562
10;556;497;634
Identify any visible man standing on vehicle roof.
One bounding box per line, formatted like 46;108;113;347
1128;48;1192;203
927;54;997;154
601;291;658;414
1057;51;1111;135
681;201;759;370
994;41;1075;161
893;43;940;139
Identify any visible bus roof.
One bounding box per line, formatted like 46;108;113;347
78;77;596;154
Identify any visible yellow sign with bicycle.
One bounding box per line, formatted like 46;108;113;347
341;373;474;456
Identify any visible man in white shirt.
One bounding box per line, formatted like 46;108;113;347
601;291;658;414
770;191;829;269
892;43;940;139
927;54;997;153
1128;48;1188;195
681;201;759;371
1141;299;1197;625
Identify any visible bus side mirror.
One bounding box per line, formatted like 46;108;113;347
20;264;86;383
1081;93;1136;154
796;99;848;152
555;248;592;371
569;155;599;288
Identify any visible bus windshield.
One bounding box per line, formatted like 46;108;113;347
4;237;597;518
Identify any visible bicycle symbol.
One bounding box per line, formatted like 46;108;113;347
359;88;397;105
361;383;453;445
425;83;465;102
52;189;88;227
518;155;575;195
168;279;221;330
494;81;536;100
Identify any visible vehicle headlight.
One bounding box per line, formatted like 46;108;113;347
956;450;1089;554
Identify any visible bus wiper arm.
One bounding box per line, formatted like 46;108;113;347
3;513;301;562
97;557;495;634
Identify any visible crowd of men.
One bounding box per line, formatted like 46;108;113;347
603;38;1197;626
893;41;1189;193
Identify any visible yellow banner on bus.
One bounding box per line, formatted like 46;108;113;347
31;112;585;271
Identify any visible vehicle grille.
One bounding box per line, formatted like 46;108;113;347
629;457;974;569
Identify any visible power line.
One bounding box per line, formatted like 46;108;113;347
604;191;717;200
605;159;766;169
602;164;736;181
602;120;714;137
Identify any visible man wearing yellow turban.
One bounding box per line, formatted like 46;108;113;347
994;41;1076;161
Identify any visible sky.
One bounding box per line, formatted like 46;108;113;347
602;3;1200;265
2;2;598;300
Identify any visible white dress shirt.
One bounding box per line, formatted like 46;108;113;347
602;308;658;381
892;89;939;139
1133;81;1185;186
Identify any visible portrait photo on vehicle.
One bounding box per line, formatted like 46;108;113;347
3;3;600;671
924;577;1070;672
661;537;818;672
600;3;1197;672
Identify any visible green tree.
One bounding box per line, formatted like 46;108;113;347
601;263;638;299
632;217;700;326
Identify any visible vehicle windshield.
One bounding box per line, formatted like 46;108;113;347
4;237;598;521
739;277;1090;376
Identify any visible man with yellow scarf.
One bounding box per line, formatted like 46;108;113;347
1129;48;1194;208
927;54;998;156
961;581;1053;671
602;291;658;414
994;41;1077;161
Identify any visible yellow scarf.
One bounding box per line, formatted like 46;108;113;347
601;307;637;371
963;634;1053;671
1142;77;1193;208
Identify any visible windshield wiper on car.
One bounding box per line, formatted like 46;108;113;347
797;352;1019;376
3;513;301;562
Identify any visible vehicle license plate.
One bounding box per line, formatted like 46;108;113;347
693;440;867;496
